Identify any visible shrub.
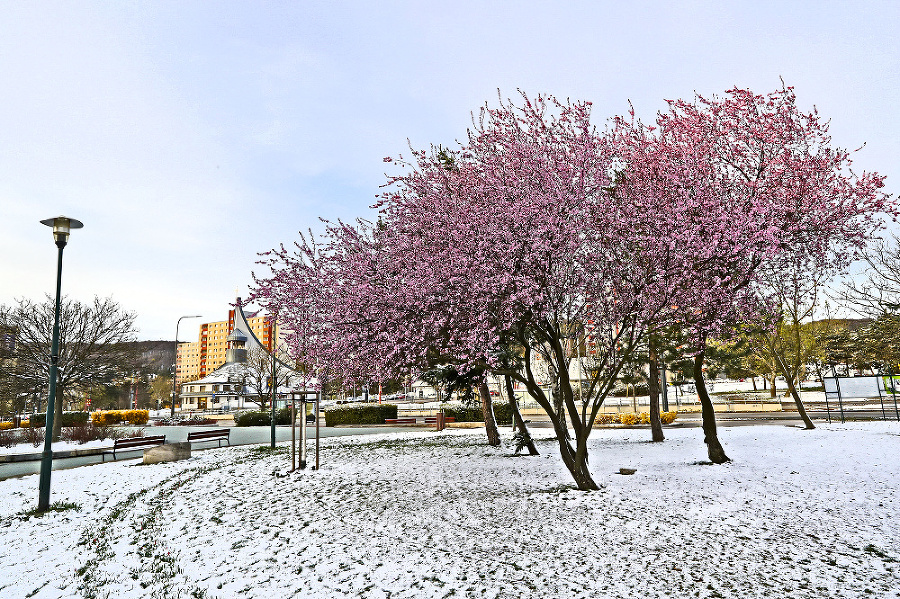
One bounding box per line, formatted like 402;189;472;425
0;422;13;431
23;426;45;448
234;408;295;427
598;411;679;426
124;410;149;425
324;404;398;426
660;411;678;425
236;411;272;427
441;403;513;426
89;410;148;426
0;428;15;448
618;413;639;426
30;412;90;428
594;414;617;425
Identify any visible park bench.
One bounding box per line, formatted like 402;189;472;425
384;417;417;424
102;435;166;462
187;429;231;447
423;416;456;424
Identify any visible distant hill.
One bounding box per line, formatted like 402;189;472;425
127;340;176;374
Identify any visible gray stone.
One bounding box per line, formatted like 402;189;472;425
618;467;637;475
144;442;191;465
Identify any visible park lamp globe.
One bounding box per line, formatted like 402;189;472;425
40;215;84;247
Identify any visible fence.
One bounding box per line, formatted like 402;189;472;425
822;375;900;423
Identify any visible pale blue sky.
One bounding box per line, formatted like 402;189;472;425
1;1;897;339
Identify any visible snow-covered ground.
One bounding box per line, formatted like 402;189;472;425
1;422;898;598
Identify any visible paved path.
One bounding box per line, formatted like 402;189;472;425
0;425;414;480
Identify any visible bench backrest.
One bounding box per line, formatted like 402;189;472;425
115;435;165;448
187;429;230;440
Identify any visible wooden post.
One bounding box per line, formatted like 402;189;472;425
291;400;296;471
315;391;320;470
300;399;307;469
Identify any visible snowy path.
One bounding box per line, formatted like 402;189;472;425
1;423;898;598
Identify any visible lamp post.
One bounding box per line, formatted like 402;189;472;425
37;215;82;512
172;315;202;417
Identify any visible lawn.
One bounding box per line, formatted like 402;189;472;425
1;423;898;598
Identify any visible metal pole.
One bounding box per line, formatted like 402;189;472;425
291;400;296;471
37;242;65;511
876;371;887;421
661;363;669;412
890;368;900;421
270;337;276;449
171;315;201;418
833;364;845;424
299;399;307;469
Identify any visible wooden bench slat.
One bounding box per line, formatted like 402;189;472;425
103;435;166;462
187;429;230;447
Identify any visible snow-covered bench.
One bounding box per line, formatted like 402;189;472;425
102;435;167;462
187;429;231;447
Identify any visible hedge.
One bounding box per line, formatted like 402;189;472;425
441;403;513;426
594;411;678;426
90;410;149;426
28;412;90;428
235;408;294;427
325;404;397;426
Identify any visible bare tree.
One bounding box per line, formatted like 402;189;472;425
0;296;138;439
840;235;900;317
242;346;295;409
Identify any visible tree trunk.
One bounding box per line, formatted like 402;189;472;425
693;352;730;463
478;381;501;446
648;348;664;442
550;417;598;490
505;375;538;455
774;355;815;430
751;377;757;392
769;377;777;398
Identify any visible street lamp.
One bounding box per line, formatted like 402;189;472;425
172;315;202;417
37;215;83;512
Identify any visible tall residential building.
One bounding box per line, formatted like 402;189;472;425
175;301;277;387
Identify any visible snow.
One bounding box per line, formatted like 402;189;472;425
1;422;899;598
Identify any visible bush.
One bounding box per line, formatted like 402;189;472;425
594;414;617;425
325;404;398;426
618;413;639;426
89;410;148;426
124;410;149;425
0;422;13;431
24;426;45;447
441;403;513;426
28;412;90;428
236;411;272;427
234;408;296;427
594;411;678;426
660;411;678;425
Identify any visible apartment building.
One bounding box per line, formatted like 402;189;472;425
175;302;277;387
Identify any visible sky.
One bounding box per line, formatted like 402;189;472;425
1;1;898;340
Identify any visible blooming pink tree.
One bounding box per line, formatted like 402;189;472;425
251;86;892;488
612;84;892;459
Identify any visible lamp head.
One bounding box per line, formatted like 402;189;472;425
40;215;84;247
